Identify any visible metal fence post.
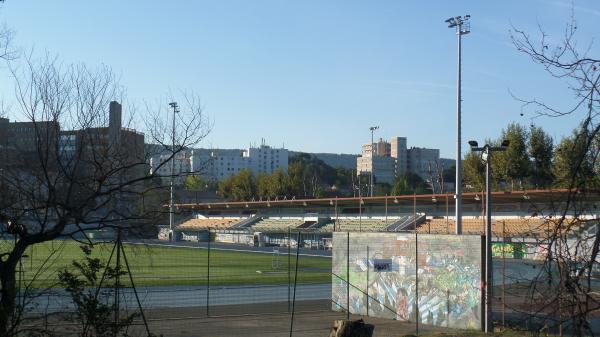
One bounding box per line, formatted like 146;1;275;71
385;196;388;225
359;198;362;232
413;193;419;334
289;231;301;337
415;224;419;335
207;228;211;317
446;289;450;328
288;226;291;313
114;230;122;334
502;221;506;329
366;245;369;317
347;231;350;320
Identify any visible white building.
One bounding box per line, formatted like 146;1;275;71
357;155;396;184
149;152;192;185
246;145;288;175
356;136;440;185
191;144;288;181
391;137;408;176
407;147;440;180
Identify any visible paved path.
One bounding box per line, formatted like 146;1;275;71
26;283;331;313
127;239;332;257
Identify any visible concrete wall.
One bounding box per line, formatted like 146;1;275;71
332;232;483;330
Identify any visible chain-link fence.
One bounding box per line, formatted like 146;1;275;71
7;232;341;336
8;228;597;336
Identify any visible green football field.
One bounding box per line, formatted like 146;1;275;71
2;240;331;288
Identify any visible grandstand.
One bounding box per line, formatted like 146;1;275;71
167;190;600;247
250;218;305;232
418;216;595;238
177;217;241;230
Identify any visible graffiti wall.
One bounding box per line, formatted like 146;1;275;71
332;232;483;330
491;242;525;259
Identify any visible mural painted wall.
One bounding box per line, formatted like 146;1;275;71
332;232;483;330
491;242;525;259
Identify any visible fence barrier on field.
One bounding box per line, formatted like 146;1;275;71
5;226;600;336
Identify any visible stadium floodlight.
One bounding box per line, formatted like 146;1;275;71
368;126;379;197
481;150;489;163
168;101;179;242
446;14;471;236
469;139;508;334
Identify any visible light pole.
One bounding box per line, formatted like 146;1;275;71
369;126;379;197
445;15;470;234
168;102;179;241
468;139;509;333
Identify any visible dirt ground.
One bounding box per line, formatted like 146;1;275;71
31;298;562;337
132;300;443;337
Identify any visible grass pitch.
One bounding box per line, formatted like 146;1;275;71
7;240;331;288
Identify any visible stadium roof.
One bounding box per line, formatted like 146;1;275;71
174;189;599;211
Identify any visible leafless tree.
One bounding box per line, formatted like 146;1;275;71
0;53;210;336
509;10;600;336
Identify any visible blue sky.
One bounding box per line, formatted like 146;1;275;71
1;0;599;157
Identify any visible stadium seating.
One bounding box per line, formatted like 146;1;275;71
250;218;304;232
334;219;390;232
177;218;241;230
305;216;425;233
417;217;554;237
309;220;336;232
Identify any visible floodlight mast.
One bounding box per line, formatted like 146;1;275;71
168;102;179;241
369;126;379;197
469;139;509;334
446;15;470;235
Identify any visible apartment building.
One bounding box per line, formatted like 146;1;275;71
356;136;442;185
181;144;289;182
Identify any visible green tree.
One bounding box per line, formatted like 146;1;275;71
184;174;206;191
494;123;531;190
217;176;233;199
256;172;271;198
286;162;304;196
333;167;353;191
375;183;391;196
553;128;595;189
391;172;426;195
218;170;257;201
462;152;485;192
528;125;554;188
256;169;291;198
270;169;288;196
229;169;256;201
58;245;137;337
